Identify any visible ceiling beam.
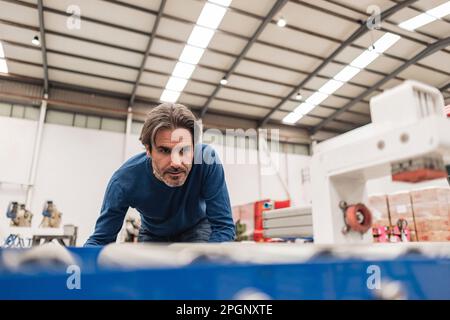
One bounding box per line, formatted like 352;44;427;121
4;55;373;122
6;0;448;82
1;38;373;120
0;15;407;99
0;74;346;135
258;0;419;127
312;36;450;134
128;0;166;107
37;0;48;94
440;82;450;92
199;0;289;118
0;17;378;107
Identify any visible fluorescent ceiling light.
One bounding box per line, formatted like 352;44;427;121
160;89;181;103
209;0;232;6
282;112;303;124
349;34;401;70
0;42;5;58
427;1;450;19
305;92;329;106
165;76;188;92
188;25;215;48
333;65;361;82
161;0;231;104
372;32;401;53
0;59;8;74
197;2;228;29
350;50;379;69
318;79;345;95
179;45;205;65
293;102;315;115
399;14;435;31
398;1;450;31
172;62;196;79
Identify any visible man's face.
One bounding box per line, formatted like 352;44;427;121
147;128;193;187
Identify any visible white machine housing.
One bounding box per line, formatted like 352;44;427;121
311;81;450;244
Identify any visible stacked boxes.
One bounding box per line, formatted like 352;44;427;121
368;194;391;227
368;186;450;242
410;187;450;241
368;194;391;242
387;191;417;241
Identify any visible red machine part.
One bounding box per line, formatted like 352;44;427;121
444;104;450;117
253;200;270;242
253;199;291;242
345;203;372;234
274;200;291;209
392;169;447;183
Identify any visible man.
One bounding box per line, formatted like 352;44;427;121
85;103;235;246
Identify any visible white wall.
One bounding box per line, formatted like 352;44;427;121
0;115;311;245
211;143;312;207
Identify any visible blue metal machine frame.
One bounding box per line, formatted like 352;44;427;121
0;247;449;300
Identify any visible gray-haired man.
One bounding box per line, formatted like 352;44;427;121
85;103;235;245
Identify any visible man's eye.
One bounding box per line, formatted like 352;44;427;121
159;148;170;154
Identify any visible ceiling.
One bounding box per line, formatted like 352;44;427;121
0;0;449;136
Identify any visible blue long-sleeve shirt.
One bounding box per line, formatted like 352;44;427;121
85;144;235;246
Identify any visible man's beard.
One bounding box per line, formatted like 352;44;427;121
152;164;189;187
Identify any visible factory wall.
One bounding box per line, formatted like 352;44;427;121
0;116;312;245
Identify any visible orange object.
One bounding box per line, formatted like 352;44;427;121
392;169;447;183
345;203;372;234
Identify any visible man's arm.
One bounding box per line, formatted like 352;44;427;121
84;179;129;246
202;147;236;242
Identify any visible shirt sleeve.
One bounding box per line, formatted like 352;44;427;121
201;146;236;242
84;178;129;246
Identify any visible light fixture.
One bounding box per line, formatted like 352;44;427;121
305;92;329;106
427;1;450;19
31;35;40;46
293;102;315;115
286;27;405;123
277;17;287;28
399;1;450;31
165;77;188;92
197;2;228;29
220;77;228;85
372;33;401;54
0;42;8;74
160;89;181;103
179;45;205;65
209;0;232;6
187;25;215;49
0;59;8;74
333;65;361;82
0;42;5;58
318;79;345;95
348;33;400;70
282;112;302;124
295;92;302;100
160;0;231;103
350;50;379;69
399;14;436;31
172;62;196;79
